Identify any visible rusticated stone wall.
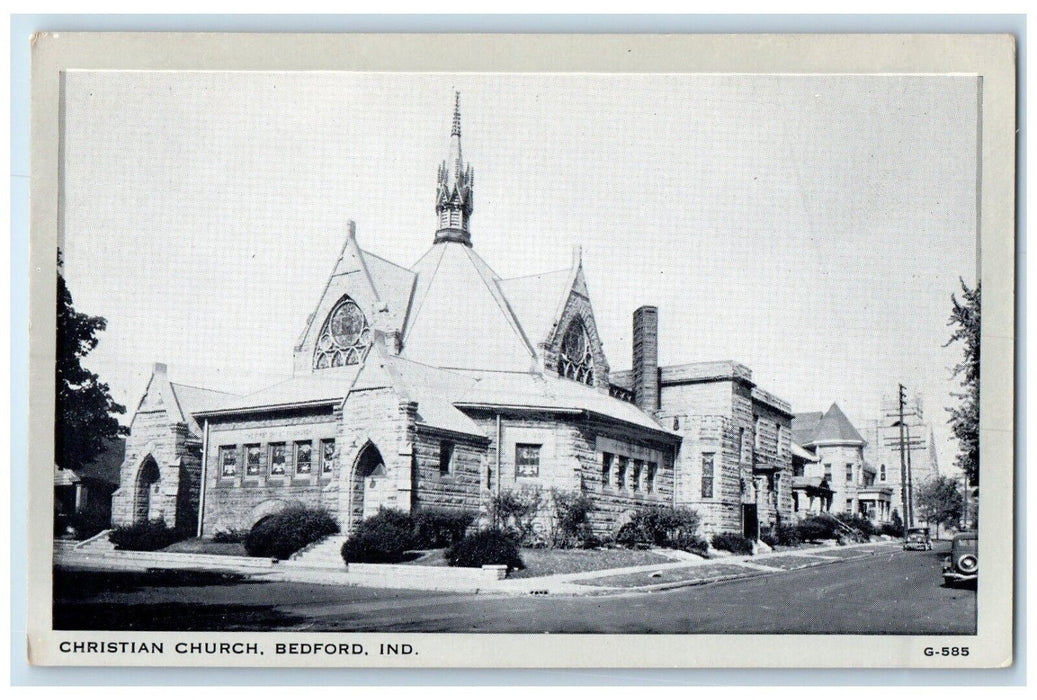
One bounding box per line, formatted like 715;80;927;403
200;407;339;535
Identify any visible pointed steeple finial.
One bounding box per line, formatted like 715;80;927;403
451;91;462;137
434;91;474;246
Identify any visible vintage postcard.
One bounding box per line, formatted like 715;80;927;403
27;33;1015;668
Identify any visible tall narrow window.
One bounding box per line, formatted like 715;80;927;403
631;460;643;492
295;441;312;475
320;439;336;475
557;318;595;385
313;295;372;369
616;457;628;490
880;464;886;481
823;463;832;481
646;462;657;493
269;443;286;476
701;453;715;499
738;427;746;464
245;444;262;476
515;444;541;477
439;441;455;476
220;446;237;478
845;463;854;484
601;452;613;487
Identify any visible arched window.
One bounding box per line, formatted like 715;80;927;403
313;296;371;369
557;318;595;385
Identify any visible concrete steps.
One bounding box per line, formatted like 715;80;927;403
73;530;116;554
289;535;348;569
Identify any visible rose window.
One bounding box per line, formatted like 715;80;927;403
558;319;595;385
313;297;371;369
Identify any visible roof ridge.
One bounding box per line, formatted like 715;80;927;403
402;244;447;343
360;248;415;273
463;246;536;358
169;381;238;396
499;267;571;282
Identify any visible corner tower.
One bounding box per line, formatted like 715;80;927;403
434;92;474;246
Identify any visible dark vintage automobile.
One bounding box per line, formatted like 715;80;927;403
903;526;933;551
942;530;978;586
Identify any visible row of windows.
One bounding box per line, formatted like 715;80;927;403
600;452;658;494
219;439;336;479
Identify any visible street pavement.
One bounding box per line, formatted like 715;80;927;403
54;540;975;634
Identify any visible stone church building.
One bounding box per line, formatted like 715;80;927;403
111;96;795;541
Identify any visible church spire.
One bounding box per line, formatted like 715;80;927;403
435;91;474;246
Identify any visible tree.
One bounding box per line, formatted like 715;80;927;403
55;251;128;470
915;476;965;531
945;279;980;486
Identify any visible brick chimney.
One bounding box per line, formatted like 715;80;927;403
632;306;659;413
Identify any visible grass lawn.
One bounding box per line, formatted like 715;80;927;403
509;547;676;579
579;561;753;588
161;538;248;556
398;546;678;578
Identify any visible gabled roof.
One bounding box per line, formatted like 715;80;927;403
496;268;572;350
169;383;238;434
793;403;865;447
454;370;676;439
401;242;536;372
198;366;361;416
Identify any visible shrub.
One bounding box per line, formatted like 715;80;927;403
880;522;904;537
489;487;544;545
774;523;802;546
446;529;525;572
212;529;249;544
550;490;596;548
673;532;710;555
244;506;339;560
341;508;415;563
796;517;838;542
711;532;754;555
760;530;779;548
837;512;875;537
412;509;475;549
109;520;187;551
616;505;702;549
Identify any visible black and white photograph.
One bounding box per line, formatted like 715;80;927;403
26;32;1015;668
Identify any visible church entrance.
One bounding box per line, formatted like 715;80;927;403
134;457;160;524
356;443;394;519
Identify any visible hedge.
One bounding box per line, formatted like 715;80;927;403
710;532;754;555
108;520;187;551
446;529;525;572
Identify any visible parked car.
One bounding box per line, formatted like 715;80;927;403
942;530;978;586
903;526;933;551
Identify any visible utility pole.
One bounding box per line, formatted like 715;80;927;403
898;383;909;539
905;421;914;527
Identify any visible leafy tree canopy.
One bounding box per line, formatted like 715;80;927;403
945;279;980;486
915;475;965;530
56;251;128;470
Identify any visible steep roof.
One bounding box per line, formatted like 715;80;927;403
497;268;573;349
401;242;536;372
793;404;865;447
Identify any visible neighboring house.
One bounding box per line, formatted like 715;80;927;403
862;393;941;527
791;403;894;523
113;96;793;540
54;437;126;531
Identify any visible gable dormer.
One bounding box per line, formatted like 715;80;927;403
539;249;611;391
293;220;416;375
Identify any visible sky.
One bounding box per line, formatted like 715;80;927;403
60;71;979;474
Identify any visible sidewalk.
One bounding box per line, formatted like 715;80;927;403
54;537;897;596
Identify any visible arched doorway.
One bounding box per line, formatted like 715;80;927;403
355;443;393;520
134;457;160;524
